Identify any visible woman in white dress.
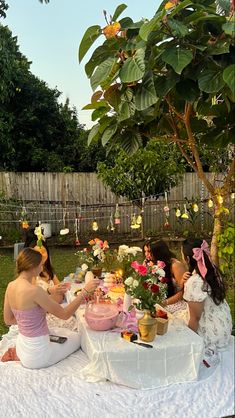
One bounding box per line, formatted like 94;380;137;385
182;238;232;355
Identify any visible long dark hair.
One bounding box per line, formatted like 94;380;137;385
182;238;226;305
149;240;175;298
24;227;54;280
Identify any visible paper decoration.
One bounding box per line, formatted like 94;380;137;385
136;214;142;225
130;214;140;229
208;199;213;208
92;220;99;231
114;204;121;225
181;204;189;219
175;208;181;217
60;228;70;235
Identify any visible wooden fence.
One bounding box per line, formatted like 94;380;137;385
0;172;232;242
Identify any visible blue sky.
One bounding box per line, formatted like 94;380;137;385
5;0;161;128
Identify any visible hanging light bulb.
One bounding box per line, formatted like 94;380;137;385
92;219;99;231
131;214;140;229
231;192;235;200
136;214;142;225
208;199;213;208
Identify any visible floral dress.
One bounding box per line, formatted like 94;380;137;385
184;273;232;352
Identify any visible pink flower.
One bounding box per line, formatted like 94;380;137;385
131;261;140;270
157;260;166;268
137;265;148;276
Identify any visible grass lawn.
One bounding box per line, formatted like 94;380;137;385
0;247;234;337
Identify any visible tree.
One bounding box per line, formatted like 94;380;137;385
79;1;235;264
97;140;184;201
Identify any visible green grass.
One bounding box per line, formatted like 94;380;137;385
0;247;234;337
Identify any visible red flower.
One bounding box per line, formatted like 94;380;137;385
151;284;159;293
142;281;149;289
160;277;169;283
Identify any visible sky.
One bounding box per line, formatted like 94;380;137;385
4;0;161;128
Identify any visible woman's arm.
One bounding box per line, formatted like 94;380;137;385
3;286;17;325
162;290;184;306
187;301;204;332
52;274;60;285
34;278;100;320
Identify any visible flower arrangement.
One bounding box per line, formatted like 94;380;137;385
124;261;168;315
117;245;143;278
76;238;109;271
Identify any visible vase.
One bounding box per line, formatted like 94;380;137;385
91;266;102;278
123;292;132;313
138;309;157;342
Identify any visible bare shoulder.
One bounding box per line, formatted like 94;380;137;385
171;259;186;269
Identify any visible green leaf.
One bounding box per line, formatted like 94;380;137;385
79;25;101;63
90;57;117;91
139;11;164;41
119;49;145;82
222;21;235;36
167;19;189;37
176;79;200;103
82;100;109;110
155;72;180;97
169;0;193;17
101;123;118;146
223;65;235;95
135;73;158;111
91;107;109;121
198;69;225;93
118;101;136;121
112;4;127;22
88;124;100;146
161;47;193;75
206;40;230;56
120;131;143;155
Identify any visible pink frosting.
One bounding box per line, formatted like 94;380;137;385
12;306;49;337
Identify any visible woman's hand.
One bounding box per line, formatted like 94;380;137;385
182;271;191;283
84;278;100;294
50;283;68;295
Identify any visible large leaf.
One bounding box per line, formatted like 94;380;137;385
135;73;158;111
223;65;235;95
139;11;164;41
85;45;113;78
155;72;180;97
222;21;235;36
79;25;101;63
176;79;200;103
119;49;145;82
101;123;118;146
90;57;117;91
161;47;193;75
87;124;100;146
169;0;193;17
198;69;225;93
112;4;127;21
206;40;230;56
118;101;136;121
104;84;121;110
167;19;189;37
120;131;143;155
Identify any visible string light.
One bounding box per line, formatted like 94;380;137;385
208;199;213;208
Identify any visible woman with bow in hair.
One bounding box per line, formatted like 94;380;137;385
182;238;232;356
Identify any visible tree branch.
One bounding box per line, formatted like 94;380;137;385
166;96;184;121
222;155;235;194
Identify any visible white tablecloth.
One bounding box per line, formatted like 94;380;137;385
66;280;204;390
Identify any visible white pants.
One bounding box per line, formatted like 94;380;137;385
16;327;81;369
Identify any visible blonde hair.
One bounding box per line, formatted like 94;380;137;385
16;247;42;275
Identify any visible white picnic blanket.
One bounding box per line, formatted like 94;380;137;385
0;327;234;418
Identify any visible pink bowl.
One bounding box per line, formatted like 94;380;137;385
85;302;119;331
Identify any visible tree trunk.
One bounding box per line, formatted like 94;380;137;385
210;203;222;266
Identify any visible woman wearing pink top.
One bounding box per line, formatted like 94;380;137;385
4;248;99;369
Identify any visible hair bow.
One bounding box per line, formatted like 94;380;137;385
192;240;211;279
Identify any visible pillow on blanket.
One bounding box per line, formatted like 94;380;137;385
1;346;19;362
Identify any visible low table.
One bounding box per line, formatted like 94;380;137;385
73;308;204;389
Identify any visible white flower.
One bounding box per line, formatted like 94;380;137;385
157;268;165;277
118;245;129;256
93;248;100;257
81;263;88;271
124;276;134;286
132;279;139;288
127;246;142;256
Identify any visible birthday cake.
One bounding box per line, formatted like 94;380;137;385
108;285;125;301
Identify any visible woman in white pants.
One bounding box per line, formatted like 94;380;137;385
4;247;99;369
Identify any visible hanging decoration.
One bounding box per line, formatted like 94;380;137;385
192;203;199;212
130;213;140;229
136;214;142;225
231;192;235;200
217;194;223;204
34;224;45;248
208;199;213;208
20;206;29;229
60;208;69;235
107;212;115;232
181;204;189;219
92;219;99;231
74;206;81;246
175;208;181;218
163;192;171;229
114;203;121;225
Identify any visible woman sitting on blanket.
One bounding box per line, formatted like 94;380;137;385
182;238;232;354
3;248;99;369
24;227;66;304
144;239;187;308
